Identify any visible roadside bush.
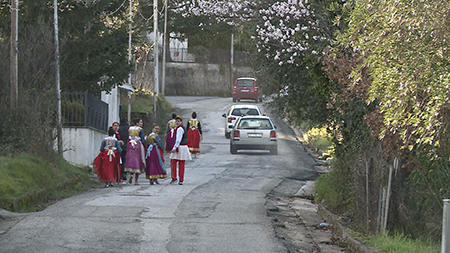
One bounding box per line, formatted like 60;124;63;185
120;90;174;134
391;153;450;240
306;127;332;151
0;23;58;159
0;90;57;159
316;153;355;214
316;92;450;242
61;100;85;124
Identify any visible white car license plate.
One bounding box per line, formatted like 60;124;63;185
247;133;262;138
241;89;249;92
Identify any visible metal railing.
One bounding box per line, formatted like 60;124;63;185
61;91;108;131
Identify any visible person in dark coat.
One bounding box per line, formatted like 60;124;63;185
118;117;130;181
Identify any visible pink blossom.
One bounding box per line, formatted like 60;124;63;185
175;0;326;65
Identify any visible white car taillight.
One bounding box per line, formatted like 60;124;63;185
270;130;277;139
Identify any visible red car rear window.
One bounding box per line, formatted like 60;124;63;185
236;80;255;87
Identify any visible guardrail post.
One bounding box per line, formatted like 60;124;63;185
442;199;450;253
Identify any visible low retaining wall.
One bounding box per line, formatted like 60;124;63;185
134;62;256;96
62;126;106;167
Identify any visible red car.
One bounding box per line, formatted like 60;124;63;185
232;77;262;103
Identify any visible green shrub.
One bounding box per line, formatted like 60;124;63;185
315;172;339;205
315;165;354;212
307;127;332;151
61;100;85;124
394;153;450;240
129;91;154;114
120;91;174;134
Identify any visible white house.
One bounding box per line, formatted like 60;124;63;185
101;83;135;125
147;31;195;62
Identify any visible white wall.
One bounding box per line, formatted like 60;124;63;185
62;127;107;167
101;86;120;126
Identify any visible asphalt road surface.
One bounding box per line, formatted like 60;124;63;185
0;96;322;253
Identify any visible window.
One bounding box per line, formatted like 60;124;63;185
246;109;259;115
238;108;259;115
238;119;272;129
232;109;242;116
236;80;255;87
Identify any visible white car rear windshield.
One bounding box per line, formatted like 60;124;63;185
232;108;259;116
238;119;272;129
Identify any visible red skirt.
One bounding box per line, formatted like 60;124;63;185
187;128;201;154
94;150;120;183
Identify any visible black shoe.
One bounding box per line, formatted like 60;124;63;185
170;178;178;184
178;181;183;185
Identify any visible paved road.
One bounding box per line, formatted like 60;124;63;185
0;96;321;253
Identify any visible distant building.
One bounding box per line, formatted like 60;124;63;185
147;31;195;62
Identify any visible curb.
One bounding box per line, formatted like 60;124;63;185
285;119;373;253
318;204;373;253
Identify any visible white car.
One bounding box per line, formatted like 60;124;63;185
230;115;278;155
222;105;262;139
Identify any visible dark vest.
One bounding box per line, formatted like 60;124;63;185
179;125;188;145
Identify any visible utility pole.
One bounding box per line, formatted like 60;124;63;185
127;0;132;125
153;0;159;118
442;199;450;252
10;0;18;109
230;33;234;90
161;0;168;96
54;0;63;155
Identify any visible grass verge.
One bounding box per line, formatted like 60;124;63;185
365;232;440;253
0;153;99;212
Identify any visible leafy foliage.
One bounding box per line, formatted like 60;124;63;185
0;0;133;94
322;0;450;239
398;154;450;239
336;0;450;151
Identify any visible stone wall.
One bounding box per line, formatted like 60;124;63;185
133;62;255;96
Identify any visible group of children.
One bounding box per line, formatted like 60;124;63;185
93;112;203;187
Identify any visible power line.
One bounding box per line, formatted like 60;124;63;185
105;0;128;17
